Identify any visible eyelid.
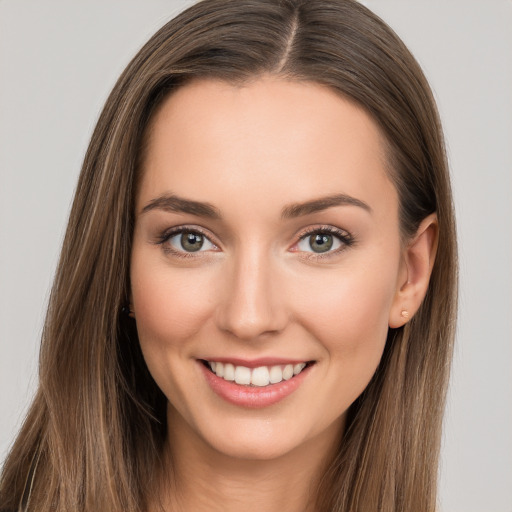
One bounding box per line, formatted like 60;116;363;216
295;225;352;240
290;225;355;258
154;223;354;259
155;225;220;256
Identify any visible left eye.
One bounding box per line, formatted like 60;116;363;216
168;230;216;253
296;232;344;254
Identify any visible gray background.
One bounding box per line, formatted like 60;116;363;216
1;1;511;510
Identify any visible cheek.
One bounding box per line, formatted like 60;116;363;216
291;257;398;382
294;265;395;340
130;254;217;351
129;253;221;409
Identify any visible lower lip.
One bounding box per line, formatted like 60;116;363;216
199;362;312;408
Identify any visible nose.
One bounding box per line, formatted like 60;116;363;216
215;247;288;341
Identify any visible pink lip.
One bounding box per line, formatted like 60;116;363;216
198;360;313;409
201;357;309;368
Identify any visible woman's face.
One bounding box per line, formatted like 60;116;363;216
131;77;405;461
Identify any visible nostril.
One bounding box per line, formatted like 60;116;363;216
213;261;289;340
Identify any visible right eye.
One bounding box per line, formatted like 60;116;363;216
166;229;217;253
155;225;219;258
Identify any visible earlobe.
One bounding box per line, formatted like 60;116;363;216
125;291;135;318
389;213;438;328
122;304;136;318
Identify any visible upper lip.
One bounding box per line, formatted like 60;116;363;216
198;357;313;368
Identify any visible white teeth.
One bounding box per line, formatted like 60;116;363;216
207;361;308;387
251;366;270;387
269;365;283;384
293;363;306;375
224;363;235;381
234;366;251;385
283;364;294;380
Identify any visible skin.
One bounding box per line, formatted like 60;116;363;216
130;76;437;512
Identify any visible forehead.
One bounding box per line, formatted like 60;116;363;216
137;77;396;219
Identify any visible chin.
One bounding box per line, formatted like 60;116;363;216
170;401;344;464
209;423;305;461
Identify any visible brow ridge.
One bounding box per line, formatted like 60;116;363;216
141;194;221;219
281;194;372;218
141;192;371;219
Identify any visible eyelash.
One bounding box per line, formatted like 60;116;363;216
293;225;355;260
155;226;217;258
155;225;355;260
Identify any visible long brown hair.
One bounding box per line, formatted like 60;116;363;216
0;1;457;510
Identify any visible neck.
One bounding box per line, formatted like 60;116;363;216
154;408;344;512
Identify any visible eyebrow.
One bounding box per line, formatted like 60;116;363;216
141;192;371;219
141;194;221;219
281;194;372;218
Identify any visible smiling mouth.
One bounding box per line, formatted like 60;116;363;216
201;360;314;387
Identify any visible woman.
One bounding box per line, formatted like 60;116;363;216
0;0;457;511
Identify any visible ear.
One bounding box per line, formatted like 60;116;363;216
389;213;438;328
